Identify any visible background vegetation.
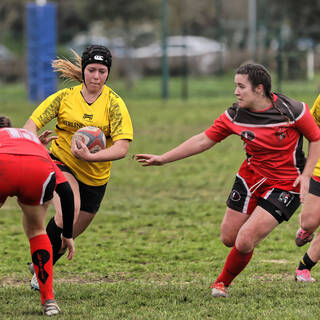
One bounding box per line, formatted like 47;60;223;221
2;0;320;47
1;74;320;319
2;0;320;83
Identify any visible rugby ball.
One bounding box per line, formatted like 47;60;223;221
72;126;106;153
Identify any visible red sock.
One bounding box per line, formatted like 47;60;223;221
29;234;54;304
215;246;254;286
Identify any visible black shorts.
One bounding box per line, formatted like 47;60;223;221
227;165;301;224
258;190;300;224
309;176;320;196
50;154;107;214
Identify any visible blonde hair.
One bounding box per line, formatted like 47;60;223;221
51;49;83;83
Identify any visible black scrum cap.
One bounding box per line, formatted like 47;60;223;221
81;45;112;81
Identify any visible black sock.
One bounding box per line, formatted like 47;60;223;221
298;252;316;271
46;217;65;265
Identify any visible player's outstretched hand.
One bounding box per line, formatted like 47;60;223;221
59;236;75;260
136;154;165;166
38;130;57;146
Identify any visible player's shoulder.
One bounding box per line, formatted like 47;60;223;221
274;93;305;120
49;85;78;102
104;86;127;109
64;84;82;95
312;94;320;108
105;85;121;100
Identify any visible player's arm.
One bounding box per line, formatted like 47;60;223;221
23;118;39;134
24;118;57;146
136;132;216;166
23;90;64;144
55;181;75;260
71;138;130;162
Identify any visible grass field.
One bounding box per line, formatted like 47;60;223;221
1;74;320;319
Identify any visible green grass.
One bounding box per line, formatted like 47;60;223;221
1;74;320;319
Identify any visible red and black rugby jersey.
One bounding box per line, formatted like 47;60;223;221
0;128;66;184
0;128;49;158
205;93;320;180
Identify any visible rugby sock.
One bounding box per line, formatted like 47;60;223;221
298;252;316;271
46;217;64;265
29;234;54;304
215;246;254;286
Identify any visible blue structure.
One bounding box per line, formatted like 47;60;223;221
26;2;57;102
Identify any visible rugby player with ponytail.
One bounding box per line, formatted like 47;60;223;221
136;63;320;297
23;45;133;291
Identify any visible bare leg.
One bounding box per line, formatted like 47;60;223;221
220;208;250;247
72;211;96;238
308;231;320;262
235;206;279;253
19;201;56;308
213;206;279;294
20;201;48;239
299;193;320;233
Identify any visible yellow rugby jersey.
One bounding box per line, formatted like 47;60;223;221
30;84;133;186
310;94;320;177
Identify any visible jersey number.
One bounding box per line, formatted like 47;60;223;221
5;128;40;144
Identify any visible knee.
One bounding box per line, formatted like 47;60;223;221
300;220;311;232
235;231;255;253
220;231;236;247
235;241;254;253
300;214;319;232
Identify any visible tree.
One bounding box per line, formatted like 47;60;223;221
267;0;320;45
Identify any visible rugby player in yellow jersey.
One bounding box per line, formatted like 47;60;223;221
295;94;320;282
23;45;133;290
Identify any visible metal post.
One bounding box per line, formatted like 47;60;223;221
248;0;257;60
181;29;188;100
161;0;169;99
215;0;223;74
277;26;283;92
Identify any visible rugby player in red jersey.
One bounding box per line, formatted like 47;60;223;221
136;63;320;297
0;116;75;315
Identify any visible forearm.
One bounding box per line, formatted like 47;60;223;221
55;182;74;238
160;133;216;164
23;118;39;134
89;141;129;162
76;139;130;162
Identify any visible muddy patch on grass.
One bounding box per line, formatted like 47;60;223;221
252;273;294;281
0;272;136;287
262;259;288;264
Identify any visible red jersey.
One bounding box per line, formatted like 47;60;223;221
205;93;320;180
0;128;66;184
0;128;49;158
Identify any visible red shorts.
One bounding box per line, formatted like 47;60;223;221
226;161;301;221
0;154;56;206
52;161;67;185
